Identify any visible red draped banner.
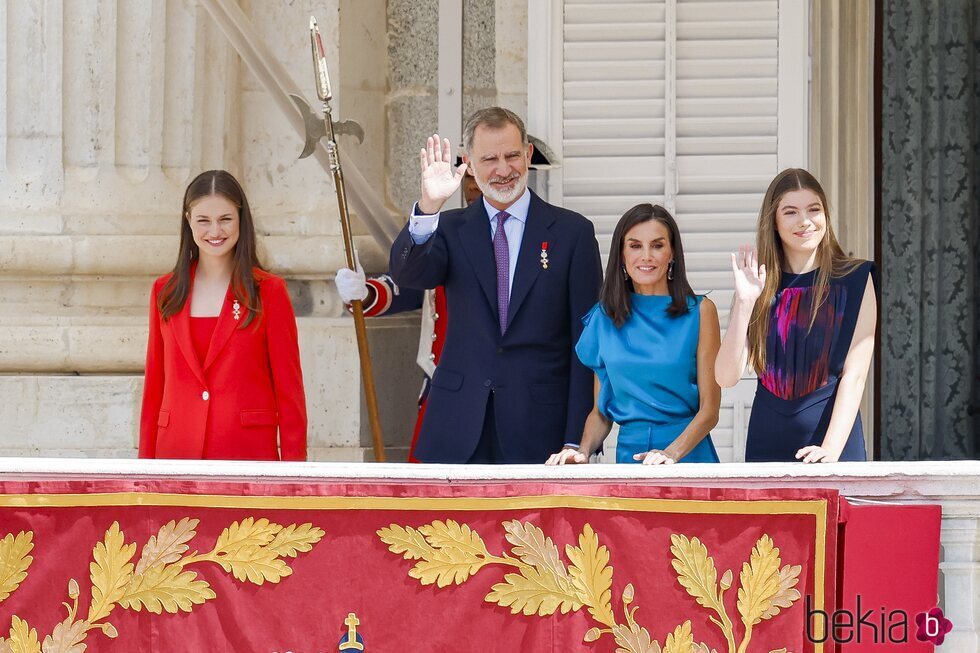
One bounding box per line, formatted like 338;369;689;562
0;478;841;652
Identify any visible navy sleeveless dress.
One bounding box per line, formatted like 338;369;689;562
744;261;876;462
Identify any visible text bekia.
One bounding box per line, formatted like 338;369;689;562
805;594;952;644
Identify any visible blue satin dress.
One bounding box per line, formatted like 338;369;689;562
575;294;719;463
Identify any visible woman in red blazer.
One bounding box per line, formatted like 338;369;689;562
139;170;307;460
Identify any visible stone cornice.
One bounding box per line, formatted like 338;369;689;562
2;459;978;506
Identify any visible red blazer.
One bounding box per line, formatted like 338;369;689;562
139;269;307;460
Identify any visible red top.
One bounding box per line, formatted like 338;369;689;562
190;316;219;364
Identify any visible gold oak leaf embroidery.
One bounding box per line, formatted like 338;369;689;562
42;617;89;653
611;621;660;653
737;535;783;626
670;535;737;653
0;532;34;604
419;520;490;556
735;536;788;653
759;565;801;620
412;520;494;587
377;524;437;561
88;522;137;624
134;518;198;574
485;565;580;617
215;544;290;585
0;615;40;653
117;564;215;614
662;620;717;653
502;520;569;584
202;518;293;585
211;517;282;553
267;524;325;558
670;535;721;610
566;524;615;628
484;521;581;616
605;582;660;653
381;522;799;653
663;621;695;653
3;518;323;652
672;533;803;653
120;518;215;614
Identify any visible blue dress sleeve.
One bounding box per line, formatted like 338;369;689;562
830;260;878;373
865;260;879;295
575;302;614;427
850;260;877;306
575;302;605;371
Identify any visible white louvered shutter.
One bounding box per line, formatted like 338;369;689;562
550;0;807;462
562;0;667;249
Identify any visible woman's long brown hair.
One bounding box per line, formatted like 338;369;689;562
158;170;263;327
601;203;696;327
747;168;862;373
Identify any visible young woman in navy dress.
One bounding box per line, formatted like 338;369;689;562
547;204;721;465
715;169;877;462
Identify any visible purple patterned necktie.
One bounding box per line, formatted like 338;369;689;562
493;211;510;333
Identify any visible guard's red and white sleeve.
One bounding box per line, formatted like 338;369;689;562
363;277;395;316
348;274;425;318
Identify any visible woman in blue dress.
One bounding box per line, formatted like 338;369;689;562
715;169;877;463
546;204;721;465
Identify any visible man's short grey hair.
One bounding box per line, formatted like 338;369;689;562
462;107;528;153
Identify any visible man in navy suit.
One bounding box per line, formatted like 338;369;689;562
389;107;602;463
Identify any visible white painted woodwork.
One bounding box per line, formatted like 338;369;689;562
529;0;810;461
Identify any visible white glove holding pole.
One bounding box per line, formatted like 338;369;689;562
334;252;369;303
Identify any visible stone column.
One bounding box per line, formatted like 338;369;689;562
493;0;527;117
938;515;980;651
0;0;240;458
386;0;439;211
385;0;529;210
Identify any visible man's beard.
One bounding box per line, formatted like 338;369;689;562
476;171;528;205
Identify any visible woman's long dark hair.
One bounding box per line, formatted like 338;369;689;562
600;203;695;327
158;170;263;327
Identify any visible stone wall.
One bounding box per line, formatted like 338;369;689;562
0;0;424;460
385;0;439;212
0;0;530;460
384;0;528;211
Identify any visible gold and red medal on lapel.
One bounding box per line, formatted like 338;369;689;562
540;242;549;269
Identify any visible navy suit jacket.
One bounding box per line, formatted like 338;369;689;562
389;190;602;463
